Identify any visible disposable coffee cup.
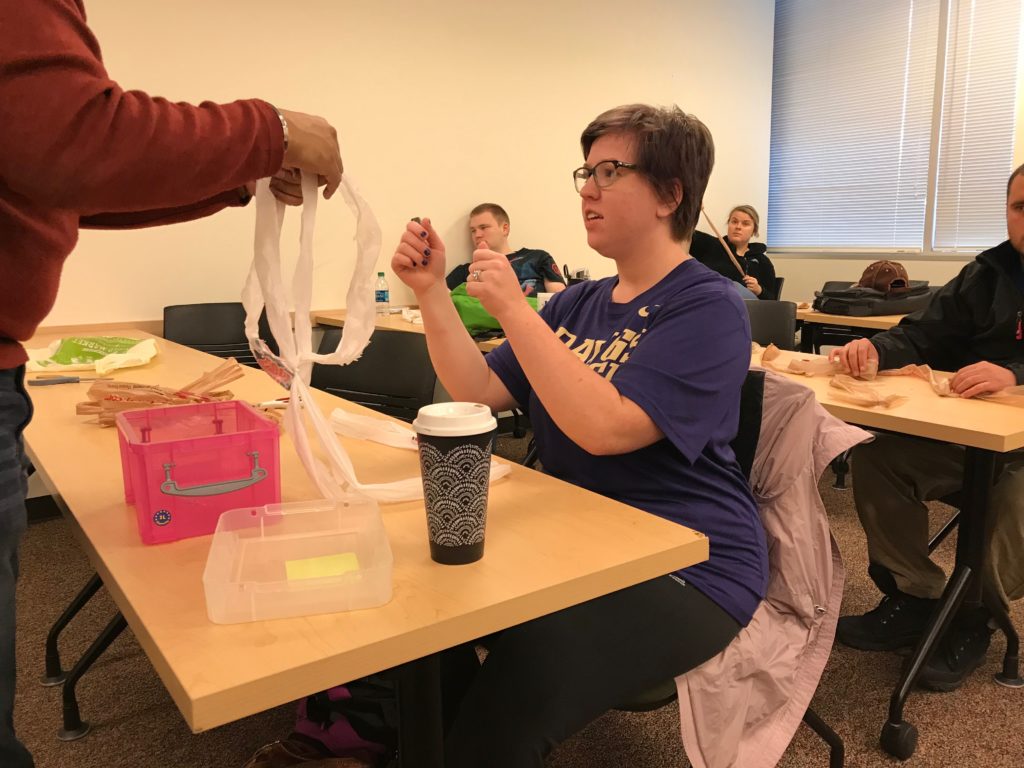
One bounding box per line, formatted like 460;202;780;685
412;402;498;565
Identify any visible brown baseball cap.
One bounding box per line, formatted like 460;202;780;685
858;260;910;296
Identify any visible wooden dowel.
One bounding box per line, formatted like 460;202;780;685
700;205;746;279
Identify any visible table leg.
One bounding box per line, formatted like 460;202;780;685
880;447;995;759
41;571;104;686
799;320;815;353
57;611;128;741
393;653;444;768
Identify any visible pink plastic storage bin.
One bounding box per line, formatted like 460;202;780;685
116;400;281;544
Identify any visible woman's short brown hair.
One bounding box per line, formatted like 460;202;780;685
581;104;714;242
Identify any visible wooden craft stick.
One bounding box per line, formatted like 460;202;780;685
700;205;746;279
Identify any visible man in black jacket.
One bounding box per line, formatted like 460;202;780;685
831;164;1024;691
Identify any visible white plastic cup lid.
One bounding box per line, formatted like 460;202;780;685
413;402;497;437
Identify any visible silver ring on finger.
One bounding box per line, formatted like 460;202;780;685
471;269;482;282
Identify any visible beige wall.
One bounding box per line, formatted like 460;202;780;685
47;0;775;326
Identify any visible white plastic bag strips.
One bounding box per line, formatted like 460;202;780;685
242;174;509;502
330;408;511;481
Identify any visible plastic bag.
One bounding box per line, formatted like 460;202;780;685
26;336;158;374
244;175;509;502
451;284;537;334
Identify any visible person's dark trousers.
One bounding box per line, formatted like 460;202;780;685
0;366;34;768
442;575;740;768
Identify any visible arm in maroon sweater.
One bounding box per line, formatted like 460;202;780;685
0;0;284;215
80;189;249;229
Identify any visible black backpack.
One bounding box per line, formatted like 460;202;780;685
812;280;937;316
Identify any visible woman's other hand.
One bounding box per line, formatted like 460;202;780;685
466;247;528;322
392;218;446;295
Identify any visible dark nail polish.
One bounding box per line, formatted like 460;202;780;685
424;248;431;256
421;259;429;266
420;231;428;238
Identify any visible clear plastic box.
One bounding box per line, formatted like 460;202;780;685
116;400;281;545
202;498;393;624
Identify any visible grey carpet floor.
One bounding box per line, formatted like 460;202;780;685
14;442;1024;767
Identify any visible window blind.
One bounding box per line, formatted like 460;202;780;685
768;0;1021;254
933;0;1022;250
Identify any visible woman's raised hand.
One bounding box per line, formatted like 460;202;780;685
391;217;447;295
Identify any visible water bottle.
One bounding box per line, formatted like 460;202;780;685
375;272;390;316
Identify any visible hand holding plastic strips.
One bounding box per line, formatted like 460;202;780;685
243;173;509;502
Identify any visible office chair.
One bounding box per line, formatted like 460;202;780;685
163;302;277;367
745;299;798;350
774;275;786;299
310;327;436;422
614;370;846;767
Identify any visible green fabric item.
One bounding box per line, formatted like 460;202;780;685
450;284;538;334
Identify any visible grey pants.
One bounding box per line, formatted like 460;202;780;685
0;366;33;768
852;432;1024;612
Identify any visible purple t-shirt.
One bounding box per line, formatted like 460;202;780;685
486;258;768;626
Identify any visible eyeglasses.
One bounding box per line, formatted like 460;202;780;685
572;160;638;193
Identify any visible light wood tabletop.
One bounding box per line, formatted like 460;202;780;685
313;309;506;353
759;349;1024;453
796;308;906;331
23;331;708;733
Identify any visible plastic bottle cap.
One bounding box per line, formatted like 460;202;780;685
377;272;385;277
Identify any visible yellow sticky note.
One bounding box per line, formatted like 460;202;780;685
285;552;360;581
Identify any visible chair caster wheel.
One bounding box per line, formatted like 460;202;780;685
881;720;917;760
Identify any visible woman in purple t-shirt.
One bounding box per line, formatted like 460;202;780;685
391;104;767;768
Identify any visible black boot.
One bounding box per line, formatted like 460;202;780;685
836;593;938;651
917;609;994;692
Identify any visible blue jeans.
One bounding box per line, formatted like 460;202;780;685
0;366;33;768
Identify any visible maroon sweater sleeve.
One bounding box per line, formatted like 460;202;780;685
0;0;284;214
80;189;248;229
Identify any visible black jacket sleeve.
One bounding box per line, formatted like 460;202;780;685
745;244;777;300
870;268;977;371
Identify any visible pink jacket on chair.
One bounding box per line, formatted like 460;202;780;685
676;370;871;768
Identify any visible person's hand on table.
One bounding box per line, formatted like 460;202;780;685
742;275;762;296
467;246;529;322
392;218;446;295
278;109;344;199
950;361;1016;399
829;338;878;378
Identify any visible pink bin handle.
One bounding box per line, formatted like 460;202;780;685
160;451;267;497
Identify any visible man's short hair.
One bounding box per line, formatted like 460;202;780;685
1007;163;1024;198
580;104;714;242
470;203;509;227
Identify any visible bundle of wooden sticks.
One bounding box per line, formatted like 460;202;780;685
76;359;246;427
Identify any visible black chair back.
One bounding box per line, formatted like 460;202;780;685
310;327;437;422
775;276;786;299
732;370;765;481
163;302;277;366
745;300;798;350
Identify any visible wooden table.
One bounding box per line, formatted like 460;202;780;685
763;349;1024;758
313;309;506;353
796;308;906;353
23;331;707;760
